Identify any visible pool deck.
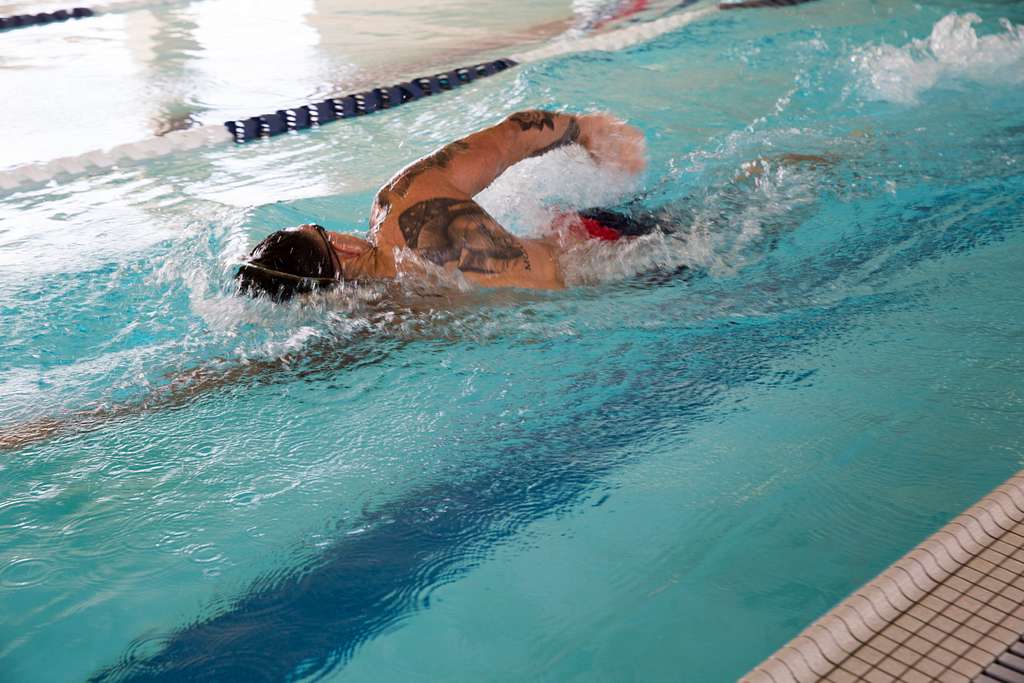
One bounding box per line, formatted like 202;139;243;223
741;472;1024;683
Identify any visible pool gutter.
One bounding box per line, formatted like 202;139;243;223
741;471;1024;683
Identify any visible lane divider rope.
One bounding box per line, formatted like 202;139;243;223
0;0;200;31
0;1;818;193
0;7;94;30
510;5;716;65
720;0;818;8
225;58;517;144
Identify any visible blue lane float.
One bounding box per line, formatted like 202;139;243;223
0;7;93;30
224;58;518;144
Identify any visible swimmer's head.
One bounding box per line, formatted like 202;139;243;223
235;224;340;301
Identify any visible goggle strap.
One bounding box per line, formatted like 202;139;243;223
237;261;338;285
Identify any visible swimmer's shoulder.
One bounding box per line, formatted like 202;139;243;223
370;177;469;250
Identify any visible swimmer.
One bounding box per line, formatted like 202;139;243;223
236;110;653;299
0;121;832;452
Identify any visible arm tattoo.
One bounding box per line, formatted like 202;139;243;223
509;110;581;158
528;118;580;158
509;110;557;132
386;140;470;198
398;198;531;274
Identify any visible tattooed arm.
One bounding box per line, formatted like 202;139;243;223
375;110;645;207
440;110;586;196
369;110;644;288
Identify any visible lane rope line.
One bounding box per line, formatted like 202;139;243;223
511;5;716;64
0;1;819;193
0;7;94;30
0;0;198;31
225;59;517;143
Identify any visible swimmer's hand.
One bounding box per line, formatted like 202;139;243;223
577;113;647;174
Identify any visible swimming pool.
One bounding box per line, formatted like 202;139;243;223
1;0;1022;680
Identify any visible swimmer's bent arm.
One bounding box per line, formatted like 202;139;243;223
442;110;587;196
375;110;645;204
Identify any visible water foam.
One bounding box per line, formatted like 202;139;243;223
477;145;639;232
479;145;829;286
853;12;1024;105
559;161;823;285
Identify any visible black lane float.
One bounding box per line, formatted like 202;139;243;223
223;58;518;143
0;7;94;30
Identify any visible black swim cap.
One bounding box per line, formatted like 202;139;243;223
235;225;340;301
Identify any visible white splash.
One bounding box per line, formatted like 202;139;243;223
476;145;639;235
853;13;1024;105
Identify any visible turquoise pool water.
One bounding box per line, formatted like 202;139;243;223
1;0;1023;681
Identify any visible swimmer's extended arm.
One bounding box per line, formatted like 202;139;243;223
375;110;646;205
441;110;589;196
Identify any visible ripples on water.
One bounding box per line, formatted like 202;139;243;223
1;1;1023;681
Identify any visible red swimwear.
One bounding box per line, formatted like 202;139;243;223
552;211;624;242
553;207;667;242
579;215;623;241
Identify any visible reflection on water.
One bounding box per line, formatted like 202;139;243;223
0;0;578;169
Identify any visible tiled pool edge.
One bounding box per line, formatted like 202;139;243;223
740;471;1024;683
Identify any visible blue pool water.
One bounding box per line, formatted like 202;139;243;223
1;0;1023;681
